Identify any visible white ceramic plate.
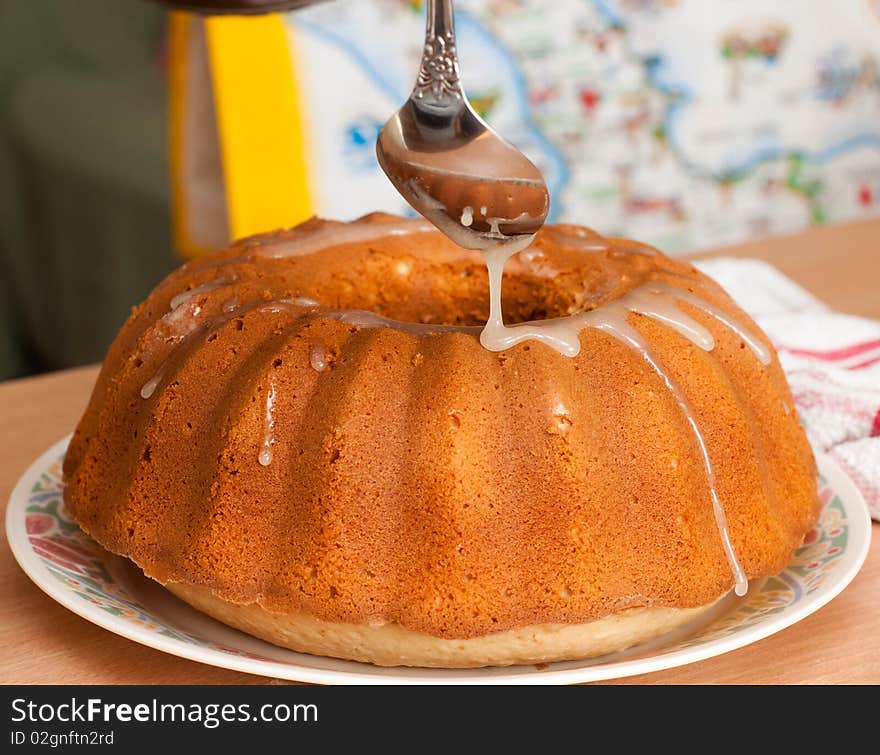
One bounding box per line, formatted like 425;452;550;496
6;436;871;684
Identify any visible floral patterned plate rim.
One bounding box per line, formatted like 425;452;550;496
6;436;871;685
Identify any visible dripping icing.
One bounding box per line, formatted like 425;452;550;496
258;382;277;467
596;317;749;596
141;293;246;400
252;219;433;259
160;278;238;342
671;287;771;365
290;297;319;308
140;366;166;399
169;278;236;311
310;344;328;372
479;278;768;363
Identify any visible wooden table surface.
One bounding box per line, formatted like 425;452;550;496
1;218;878;685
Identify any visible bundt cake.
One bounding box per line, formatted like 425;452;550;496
62;212;819;667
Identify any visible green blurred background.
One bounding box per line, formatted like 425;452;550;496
0;0;177;381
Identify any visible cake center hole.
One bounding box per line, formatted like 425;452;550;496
298;256;594;326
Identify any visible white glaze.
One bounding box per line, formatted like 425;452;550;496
169;278;236;311
519;248;544;263
404;179;540;254
159;301;201;333
479;279;768;363
480;237;540;351
140;366;166;400
160;279;238;343
142;295;245;400
253;219;434;259
405;180;483;250
595;316;749;596
623;285;715;351
671;287;771;365
541;226;610;253
258;382;277;466
309;344;327;372
324;305;478;334
290;297;320;308
516;247;563;279
485;212;535;239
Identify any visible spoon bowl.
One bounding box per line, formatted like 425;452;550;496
376;0;549;250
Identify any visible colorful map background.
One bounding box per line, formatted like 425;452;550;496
287;0;880;254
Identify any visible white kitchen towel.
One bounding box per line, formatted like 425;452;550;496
697;258;880;520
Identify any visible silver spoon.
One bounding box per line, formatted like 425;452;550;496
376;0;549;251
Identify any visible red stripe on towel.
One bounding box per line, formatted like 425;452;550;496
849;354;880;371
782;338;880;361
871;409;880;438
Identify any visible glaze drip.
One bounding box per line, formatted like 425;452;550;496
140;365;167;400
542;225;611;254
479;277;768;363
291;297;320;308
169;278;237;311
159;279;239;350
597;317;749;596
258;382;277;467
271;301;480;334
670;287;771;365
252;219;433;259
309;344;328;372
141;298;245;400
480;238;537;351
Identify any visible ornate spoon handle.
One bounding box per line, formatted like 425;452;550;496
413;0;463;107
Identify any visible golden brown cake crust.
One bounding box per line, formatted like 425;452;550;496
63;213;819;641
166;581;717;668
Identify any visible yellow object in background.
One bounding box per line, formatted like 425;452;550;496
168;12;313;256
206;15;312;238
206;14;313;240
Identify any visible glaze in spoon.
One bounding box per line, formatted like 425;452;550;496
376;0;549;251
